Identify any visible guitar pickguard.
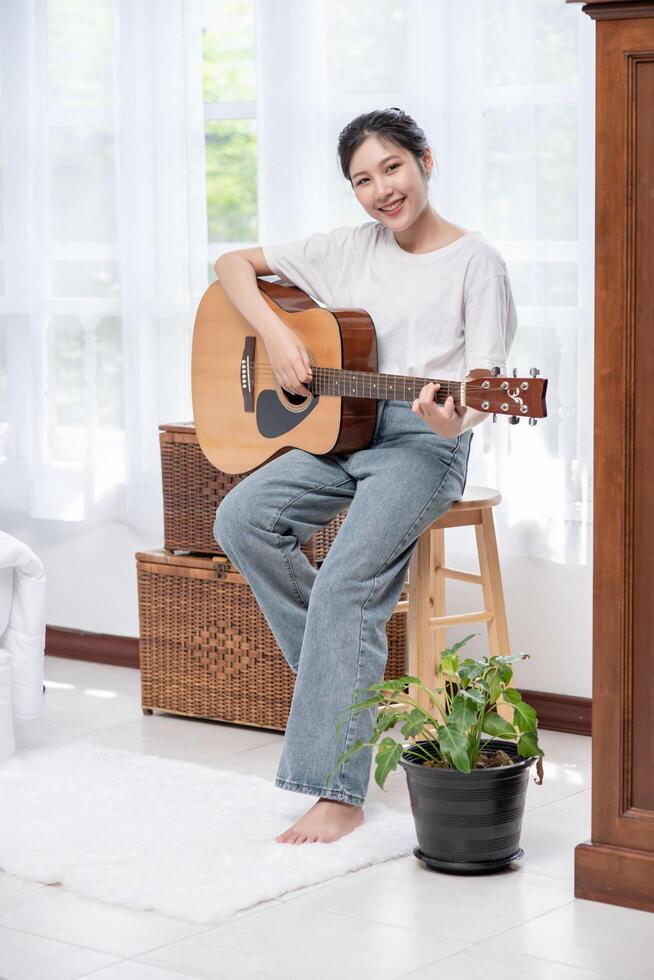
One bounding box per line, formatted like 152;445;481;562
256;389;320;437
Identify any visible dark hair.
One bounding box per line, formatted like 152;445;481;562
337;107;436;186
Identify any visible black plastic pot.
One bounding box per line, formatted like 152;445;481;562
398;737;537;875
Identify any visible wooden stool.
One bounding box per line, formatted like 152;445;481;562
394;485;513;726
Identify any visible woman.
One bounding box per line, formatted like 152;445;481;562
213;107;517;845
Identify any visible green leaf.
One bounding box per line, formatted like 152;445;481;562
374;676;423;692
480;711;516;739
489;671;502;703
512;699;538;732
374;738;405;788
501;687;523;705
458;659;486;684
377;710;402;734
333;695;380;720
436;721;471;772
324;738;370;785
399;707;429;737
449;693;479;730
517;730;544;758
458;687;486;707
440;653;460;676
439;633;478;659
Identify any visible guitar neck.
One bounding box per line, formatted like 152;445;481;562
310;367;464;404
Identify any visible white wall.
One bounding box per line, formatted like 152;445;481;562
1;510;592;699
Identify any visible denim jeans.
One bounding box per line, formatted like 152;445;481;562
213;399;473;807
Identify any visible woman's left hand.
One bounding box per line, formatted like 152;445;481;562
412;382;466;438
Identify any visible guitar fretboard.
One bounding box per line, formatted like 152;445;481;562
310;367;463;403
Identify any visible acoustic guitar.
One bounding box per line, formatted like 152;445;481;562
191;276;547;475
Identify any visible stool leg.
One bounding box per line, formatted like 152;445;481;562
475;507;514;724
407;529;438;716
431;526;447;669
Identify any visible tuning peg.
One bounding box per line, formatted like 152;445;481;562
529;367;540;377
491;366;501;376
508;416;520;425
512;367;517;377
529;418;538;426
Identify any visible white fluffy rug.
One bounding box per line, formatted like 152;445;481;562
0;741;416;924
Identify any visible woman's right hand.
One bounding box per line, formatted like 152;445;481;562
263;323;314;397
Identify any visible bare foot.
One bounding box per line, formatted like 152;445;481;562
275;797;364;844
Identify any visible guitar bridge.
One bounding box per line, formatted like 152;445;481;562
241;336;256;413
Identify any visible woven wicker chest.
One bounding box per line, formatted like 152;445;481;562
159;422;346;562
136;548;408;731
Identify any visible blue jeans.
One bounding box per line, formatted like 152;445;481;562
213;399;473;806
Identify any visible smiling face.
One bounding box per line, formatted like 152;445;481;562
348;134;433;228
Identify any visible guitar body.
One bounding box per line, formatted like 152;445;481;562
191;278;380;474
192;276;548;476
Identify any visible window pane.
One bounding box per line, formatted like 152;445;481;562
47;315;87;462
48;0;115;108
483;0;579;86
0;318;7;457
96;316;124;429
202;0;255;102
0;159;4;242
49;127;116;243
205;119;257;243
51;260;119;298
510;261;578;308
535;0;579;85
48;315;85;428
483;103;578;241
326;0;409;94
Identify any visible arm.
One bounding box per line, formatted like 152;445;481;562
214;248;314;397
214;248;286;343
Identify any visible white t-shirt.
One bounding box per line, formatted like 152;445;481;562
262;221;518;380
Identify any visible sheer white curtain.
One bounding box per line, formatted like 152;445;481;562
256;0;595;566
1;0;594;569
0;0;207;539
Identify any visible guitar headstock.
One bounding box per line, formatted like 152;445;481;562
465;367;548;425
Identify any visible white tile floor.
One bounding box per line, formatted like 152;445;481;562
1;657;651;979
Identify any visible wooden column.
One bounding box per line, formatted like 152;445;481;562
567;0;654;913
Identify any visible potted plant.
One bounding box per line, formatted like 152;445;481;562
325;634;545;874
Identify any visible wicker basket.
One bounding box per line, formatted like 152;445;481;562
136;548;408;731
159;422;347;564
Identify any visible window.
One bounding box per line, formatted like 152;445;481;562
202;0;257;282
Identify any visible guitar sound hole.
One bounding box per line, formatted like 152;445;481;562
282;388;310;407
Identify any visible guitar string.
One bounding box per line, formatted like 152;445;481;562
239;368;533;394
235;366;533;386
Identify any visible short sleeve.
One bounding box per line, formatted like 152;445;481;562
463;273;518;375
262;225;353;307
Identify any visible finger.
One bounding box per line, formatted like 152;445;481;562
282;373;302;396
293;369;312;397
420;381;438;412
